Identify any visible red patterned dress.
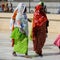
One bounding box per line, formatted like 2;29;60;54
32;5;48;55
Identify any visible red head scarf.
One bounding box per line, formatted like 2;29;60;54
35;4;43;12
33;4;48;27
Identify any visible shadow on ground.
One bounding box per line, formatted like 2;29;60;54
16;52;60;58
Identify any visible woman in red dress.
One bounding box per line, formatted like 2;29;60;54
32;4;48;56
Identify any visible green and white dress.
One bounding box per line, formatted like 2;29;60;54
11;12;28;54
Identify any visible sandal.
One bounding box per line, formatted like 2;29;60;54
12;51;17;56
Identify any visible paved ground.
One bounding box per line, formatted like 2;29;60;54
0;31;60;60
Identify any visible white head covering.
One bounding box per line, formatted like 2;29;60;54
16;3;26;21
17;3;26;14
10;3;26;30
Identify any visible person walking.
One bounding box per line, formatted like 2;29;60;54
10;3;29;57
32;4;48;56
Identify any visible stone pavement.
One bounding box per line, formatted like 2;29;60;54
0;31;60;60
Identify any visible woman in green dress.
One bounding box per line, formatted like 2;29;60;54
10;3;29;56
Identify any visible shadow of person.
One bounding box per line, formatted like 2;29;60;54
43;52;60;56
16;52;60;58
16;54;43;58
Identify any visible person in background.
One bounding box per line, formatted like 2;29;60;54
0;5;2;12
10;3;30;57
1;3;5;12
32;4;48;57
9;2;13;12
4;3;9;12
58;6;60;14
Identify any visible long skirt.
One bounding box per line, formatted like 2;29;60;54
32;23;46;54
10;27;28;54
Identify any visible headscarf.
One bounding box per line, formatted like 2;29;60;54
10;3;26;30
38;1;47;13
38;1;44;6
35;4;43;12
33;4;47;27
17;3;26;13
16;3;26;21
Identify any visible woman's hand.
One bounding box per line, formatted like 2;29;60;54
28;18;32;22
